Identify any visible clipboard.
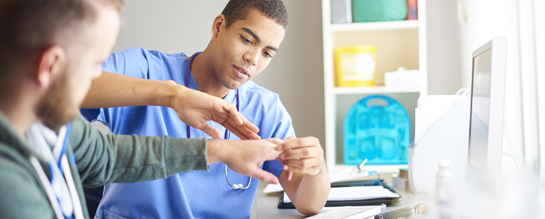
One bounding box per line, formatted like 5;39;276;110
277;180;402;209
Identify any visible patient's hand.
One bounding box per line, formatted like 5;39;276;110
170;82;260;140
207;138;284;184
277;137;325;180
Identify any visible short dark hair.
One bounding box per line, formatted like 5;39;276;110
221;0;289;30
0;0;123;77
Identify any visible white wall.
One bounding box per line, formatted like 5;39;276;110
111;0;325;143
108;0;464;148
537;0;545;175
457;1;543;217
424;0;462;95
458;0;525;166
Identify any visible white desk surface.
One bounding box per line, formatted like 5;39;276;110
253;181;437;219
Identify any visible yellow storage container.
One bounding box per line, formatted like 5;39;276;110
334;45;377;87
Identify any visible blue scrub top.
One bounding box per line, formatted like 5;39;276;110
81;48;296;219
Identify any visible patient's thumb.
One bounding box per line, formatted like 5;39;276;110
250;168;279;184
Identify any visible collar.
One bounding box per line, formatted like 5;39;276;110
223;89;237;104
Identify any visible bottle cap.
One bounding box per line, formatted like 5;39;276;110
437;159;451;167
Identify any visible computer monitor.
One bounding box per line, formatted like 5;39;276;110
467;37;507;193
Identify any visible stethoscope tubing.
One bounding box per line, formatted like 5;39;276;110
185;52;250;190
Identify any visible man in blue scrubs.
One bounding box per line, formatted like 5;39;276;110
82;0;330;218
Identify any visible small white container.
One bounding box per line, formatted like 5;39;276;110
435;159;453;219
384;67;420;88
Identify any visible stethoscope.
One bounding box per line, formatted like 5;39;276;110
185;52;251;190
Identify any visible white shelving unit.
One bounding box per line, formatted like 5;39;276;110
322;0;428;173
332;86;420;95
330;20;419;32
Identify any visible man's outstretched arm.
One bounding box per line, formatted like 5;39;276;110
71;118;282;186
82;72;260;140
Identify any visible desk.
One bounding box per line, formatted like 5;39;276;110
253;181;438;219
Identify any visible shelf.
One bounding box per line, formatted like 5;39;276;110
332;164;408;173
330;20;419;32
322;0;428;172
332;86;420;95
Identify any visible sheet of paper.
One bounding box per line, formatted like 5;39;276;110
282;186;400;203
263;183;283;194
415;95;459;143
328;169;377;183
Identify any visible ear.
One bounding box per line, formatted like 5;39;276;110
36;46;66;88
212;14;226;38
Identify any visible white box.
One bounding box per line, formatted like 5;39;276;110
384;69;420;88
392;174;409;191
331;0;352;24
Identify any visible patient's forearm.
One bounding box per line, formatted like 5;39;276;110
82;72;180;109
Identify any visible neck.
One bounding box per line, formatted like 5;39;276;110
189;50;232;98
0;87;40;139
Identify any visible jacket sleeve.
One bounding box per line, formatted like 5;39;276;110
68;118;208;188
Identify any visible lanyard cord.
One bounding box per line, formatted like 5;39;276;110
29;156;64;219
185;52;250;190
28;124;84;219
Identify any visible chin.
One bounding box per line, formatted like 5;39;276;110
36;78;79;130
228;83;244;90
221;79;244;90
39;106;79;131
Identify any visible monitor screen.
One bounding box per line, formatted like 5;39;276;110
468;48;492;169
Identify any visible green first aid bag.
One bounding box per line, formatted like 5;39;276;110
352;0;408;22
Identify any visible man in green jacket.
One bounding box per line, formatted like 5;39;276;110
0;0;285;218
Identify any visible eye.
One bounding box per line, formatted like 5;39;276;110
240;35;253;45
263;51;273;58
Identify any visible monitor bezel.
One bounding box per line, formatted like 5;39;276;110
467;37;507;194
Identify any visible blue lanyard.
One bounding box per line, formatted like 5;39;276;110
55;124;71;175
30;123;83;219
185;52;240;139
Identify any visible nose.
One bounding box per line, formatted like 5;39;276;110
243;51;259;66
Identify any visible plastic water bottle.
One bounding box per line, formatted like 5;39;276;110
435;159;452;219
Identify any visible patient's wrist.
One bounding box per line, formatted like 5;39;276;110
206;139;228;165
